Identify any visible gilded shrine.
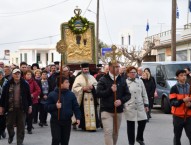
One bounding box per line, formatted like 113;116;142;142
56;7;96;64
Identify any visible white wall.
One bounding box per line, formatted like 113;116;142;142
9;44;62;67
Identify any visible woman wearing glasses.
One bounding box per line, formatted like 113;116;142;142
124;66;149;145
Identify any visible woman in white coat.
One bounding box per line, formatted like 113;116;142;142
124;66;149;145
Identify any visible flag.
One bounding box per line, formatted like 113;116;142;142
146;22;149;32
176;5;179;19
189;0;191;12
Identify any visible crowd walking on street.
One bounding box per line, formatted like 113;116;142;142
0;61;191;145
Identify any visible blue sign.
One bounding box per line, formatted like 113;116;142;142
101;48;112;56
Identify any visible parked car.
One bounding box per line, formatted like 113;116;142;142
142;61;191;114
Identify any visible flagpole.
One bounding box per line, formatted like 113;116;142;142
146;19;149;37
176;2;179;19
187;0;190;25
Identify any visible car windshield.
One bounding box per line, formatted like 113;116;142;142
164;64;191;79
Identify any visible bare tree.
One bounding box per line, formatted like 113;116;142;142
98;40;155;67
122;40;155;66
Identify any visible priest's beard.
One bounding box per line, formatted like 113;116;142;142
82;72;90;76
82;72;90;80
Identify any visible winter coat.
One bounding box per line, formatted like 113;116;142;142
97;73;131;113
124;78;148;121
45;88;81;121
170;82;191;118
48;72;59;92
26;78;41;104
0;78;32;113
141;78;155;99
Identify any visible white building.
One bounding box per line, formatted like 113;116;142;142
10;45;61;67
0;50;10;64
145;23;191;61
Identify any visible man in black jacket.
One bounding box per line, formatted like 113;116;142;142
97;62;131;145
48;64;59;92
0;68;32;145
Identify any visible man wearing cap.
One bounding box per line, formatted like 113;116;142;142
72;63;100;131
0;68;32;145
94;64;103;80
54;61;60;71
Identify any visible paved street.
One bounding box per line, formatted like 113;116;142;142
0;107;189;145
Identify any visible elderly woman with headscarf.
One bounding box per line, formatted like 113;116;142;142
124;66;149;145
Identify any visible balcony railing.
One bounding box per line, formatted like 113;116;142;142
145;28;183;43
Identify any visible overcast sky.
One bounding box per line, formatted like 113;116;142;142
0;0;189;57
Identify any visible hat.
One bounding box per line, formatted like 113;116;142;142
31;63;39;70
12;69;21;74
97;64;103;68
54;61;60;65
81;63;89;68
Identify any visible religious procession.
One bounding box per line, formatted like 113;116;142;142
0;3;191;145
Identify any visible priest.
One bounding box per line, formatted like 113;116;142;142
72;63;100;131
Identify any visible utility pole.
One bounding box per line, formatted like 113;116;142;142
187;0;190;25
171;0;176;61
96;0;100;64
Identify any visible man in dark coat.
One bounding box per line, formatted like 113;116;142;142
0;68;32;145
97;61;131;145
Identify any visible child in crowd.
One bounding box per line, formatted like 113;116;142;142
169;69;191;145
45;76;81;145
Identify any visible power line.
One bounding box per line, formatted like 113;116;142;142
83;0;93;16
0;34;59;45
0;0;70;17
101;0;113;44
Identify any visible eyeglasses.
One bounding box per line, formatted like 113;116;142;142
129;71;137;74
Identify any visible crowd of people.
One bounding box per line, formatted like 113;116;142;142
0;61;190;145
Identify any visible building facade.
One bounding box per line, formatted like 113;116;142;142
10;45;61;67
145;23;191;62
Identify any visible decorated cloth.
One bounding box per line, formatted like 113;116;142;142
72;73;99;131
